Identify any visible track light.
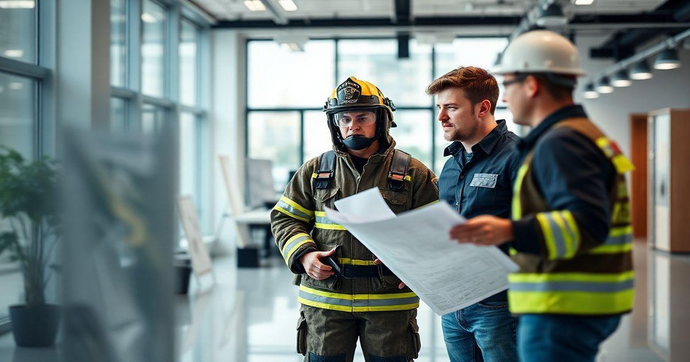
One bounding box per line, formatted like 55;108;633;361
611;69;632;87
596;77;614;94
654;48;681;70
583;83;599;99
536;2;567;27
630;60;653;80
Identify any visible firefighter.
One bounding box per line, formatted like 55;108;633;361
271;76;439;362
448;30;634;362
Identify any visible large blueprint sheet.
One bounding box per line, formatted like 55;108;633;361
326;188;518;315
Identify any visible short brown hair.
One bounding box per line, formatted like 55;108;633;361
426;66;499;115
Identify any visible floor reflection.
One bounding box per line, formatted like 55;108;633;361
178;242;688;362
1;241;688;361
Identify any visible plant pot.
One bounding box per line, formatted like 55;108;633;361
9;304;61;347
175;256;193;295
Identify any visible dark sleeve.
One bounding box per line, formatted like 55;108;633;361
511;128;613;258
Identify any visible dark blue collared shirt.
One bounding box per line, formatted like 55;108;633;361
438;119;522;302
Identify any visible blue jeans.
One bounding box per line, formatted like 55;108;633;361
518;314;621;362
441;301;518;362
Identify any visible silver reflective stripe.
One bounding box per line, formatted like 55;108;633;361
275;199;313;221
510;279;634;293
356;297;420;307
298;291;419;308
282;235;311;258
298;291;352;307
315;214;338;225
603;233;632;246
543;215;567;258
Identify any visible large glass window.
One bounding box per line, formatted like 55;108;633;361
179;19;198;106
248;111;301;191
179;112;197;198
110;0;127;87
338;40;432;107
247;37;508;184
435;38;509;108
0;72;36;324
391;110;433;167
142;0;167;97
0;73;35;158
303;111;333;162
0;0;36;64
141;103;167;134
248;41;335;109
110;97;127;132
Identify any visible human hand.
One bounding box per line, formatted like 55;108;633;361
449;215;513;246
374;258;406;289
300;249;336;280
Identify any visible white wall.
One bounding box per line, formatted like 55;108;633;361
574;35;690;157
211;30;247;252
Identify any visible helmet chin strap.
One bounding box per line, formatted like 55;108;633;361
342;134;377;150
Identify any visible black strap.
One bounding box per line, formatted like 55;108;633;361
342;264;395;279
315;149;411;191
388;149;411;191
315;151;336;189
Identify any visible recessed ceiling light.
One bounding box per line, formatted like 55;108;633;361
244;0;266;12
3;49;24;58
141;13;158;23
279;0;298;12
0;1;35;9
574;0;594;5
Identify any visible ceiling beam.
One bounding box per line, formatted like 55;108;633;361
213;16;522;29
262;0;288;25
393;0;412;25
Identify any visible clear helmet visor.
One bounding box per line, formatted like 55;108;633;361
333;110;377;128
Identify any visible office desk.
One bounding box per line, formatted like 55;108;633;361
234;209;273;258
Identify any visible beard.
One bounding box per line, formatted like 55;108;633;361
444;121;480;142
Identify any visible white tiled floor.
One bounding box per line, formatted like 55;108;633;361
1;241;689;361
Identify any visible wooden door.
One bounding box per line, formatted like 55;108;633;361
630;114;648;239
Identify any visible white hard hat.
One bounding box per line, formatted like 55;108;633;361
494;30;586;76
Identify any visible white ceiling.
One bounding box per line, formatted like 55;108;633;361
194;0;668;21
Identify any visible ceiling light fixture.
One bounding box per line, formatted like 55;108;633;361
536;2;567;27
654;48;681;70
596;77;614;94
630;60;653;80
573;0;594;5
611;69;632;87
583;83;599;99
3;49;24;58
278;0;297;12
0;1;34;9
244;0;266;12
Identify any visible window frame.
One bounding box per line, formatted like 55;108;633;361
244;36;510;181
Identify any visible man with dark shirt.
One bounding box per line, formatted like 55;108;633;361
449;31;634;362
427;66;521;362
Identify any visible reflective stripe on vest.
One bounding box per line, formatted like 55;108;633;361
536;210;581;260
273;196;314;223
281;233;316;265
297;285;419;312
314;211;347;230
508;271;634;315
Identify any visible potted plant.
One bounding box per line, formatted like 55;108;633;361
0;147;60;347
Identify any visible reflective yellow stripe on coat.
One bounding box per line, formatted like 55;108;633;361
298;285;419;312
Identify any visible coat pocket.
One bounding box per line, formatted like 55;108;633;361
296;310;308;355
408;316;421;359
